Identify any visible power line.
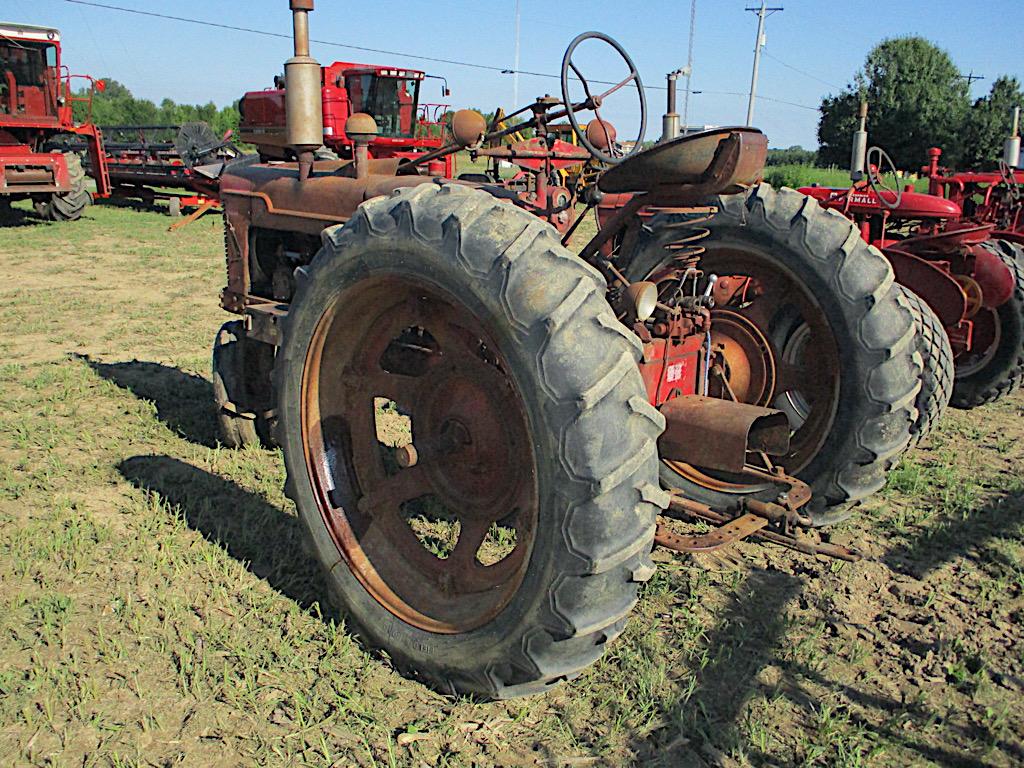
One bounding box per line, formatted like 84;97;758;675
762;49;841;91
60;0;818;110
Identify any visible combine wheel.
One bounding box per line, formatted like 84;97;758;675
274;184;664;698
211;321;275;448
896;285;954;449
951;240;1024;408
626;183;921;526
34;153;91;222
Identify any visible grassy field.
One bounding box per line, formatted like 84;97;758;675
762;164;931;192
0;198;1023;767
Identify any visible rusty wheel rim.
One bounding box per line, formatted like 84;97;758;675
300;277;538;633
649;248;841;493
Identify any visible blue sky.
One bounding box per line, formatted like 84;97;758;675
15;0;1024;149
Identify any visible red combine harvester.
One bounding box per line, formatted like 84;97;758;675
239;60;453;176
0;21;110;221
798;103;1024;421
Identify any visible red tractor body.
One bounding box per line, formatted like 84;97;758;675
239;61;453;176
798;182;1014;353
0;21;110;217
924;147;1024;246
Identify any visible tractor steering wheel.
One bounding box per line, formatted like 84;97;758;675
866;146;903;210
560;32;647;166
999;159;1022;202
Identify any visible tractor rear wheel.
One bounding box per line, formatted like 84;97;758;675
34;153;91;222
274;184;664;698
950;240;1024;408
625;184;921;526
897;284;954;449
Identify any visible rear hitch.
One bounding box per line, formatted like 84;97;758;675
655;466;860;562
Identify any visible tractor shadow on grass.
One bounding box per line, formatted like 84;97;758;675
78;355;219;448
118;454;327;611
0;207;47;227
883;490;1024;580
628;563;1010;767
629;569;802;767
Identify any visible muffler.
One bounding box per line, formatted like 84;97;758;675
658;395;790;472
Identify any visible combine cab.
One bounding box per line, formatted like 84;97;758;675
0;21;110;221
239;60;453;176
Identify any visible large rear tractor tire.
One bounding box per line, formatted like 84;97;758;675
625;184;921;526
896;284;954;449
34;153;91;222
274;184;665;698
950;239;1024;408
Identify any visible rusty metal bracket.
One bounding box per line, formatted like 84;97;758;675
655;513;766;554
662;494;860;562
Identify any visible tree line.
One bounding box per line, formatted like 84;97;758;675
817;37;1022;172
73;79;240;137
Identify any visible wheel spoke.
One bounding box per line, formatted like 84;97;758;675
357;464;431;517
569;61;596;103
341;369;422;407
597;71;638;101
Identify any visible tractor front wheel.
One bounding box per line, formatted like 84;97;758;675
950;240;1024;408
34;153;91;222
897;284;954;449
211;321;275;448
274;184;664;698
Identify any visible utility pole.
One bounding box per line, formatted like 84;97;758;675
513;0;521;107
745;1;782;125
682;0;697;131
958;70;985;88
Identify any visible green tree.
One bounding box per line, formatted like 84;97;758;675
960;76;1024;169
817;37;970;170
766;145;817;166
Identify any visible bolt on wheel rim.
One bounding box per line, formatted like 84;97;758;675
300;277;538;633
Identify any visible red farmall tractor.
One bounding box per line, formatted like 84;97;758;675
238;59;454;176
0;22;110;222
210;1;919;697
798;104;1024;423
924;106;1024;246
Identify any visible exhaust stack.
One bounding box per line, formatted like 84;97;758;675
662;70;681;143
285;0;323;181
850;101;868;182
1004;106;1021;168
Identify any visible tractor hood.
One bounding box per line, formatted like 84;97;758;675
798;186;962;220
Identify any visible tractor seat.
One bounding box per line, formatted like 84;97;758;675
598;126;768;195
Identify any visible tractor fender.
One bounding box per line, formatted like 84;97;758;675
885;247;967;328
971;243;1016;309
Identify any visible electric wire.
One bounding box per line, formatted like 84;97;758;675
762;49;842;91
60;0;819;110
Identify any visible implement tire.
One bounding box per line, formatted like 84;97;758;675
35;153;91;222
274;183;665;699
